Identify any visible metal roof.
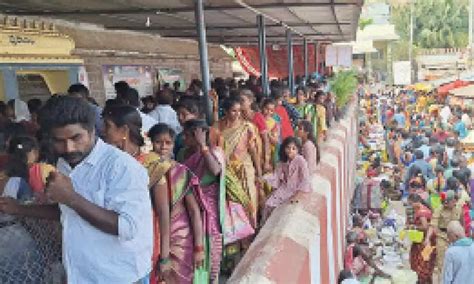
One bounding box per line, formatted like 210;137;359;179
1;0;363;45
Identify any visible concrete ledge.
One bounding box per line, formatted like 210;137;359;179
229;99;358;284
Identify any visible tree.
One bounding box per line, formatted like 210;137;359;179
391;0;469;49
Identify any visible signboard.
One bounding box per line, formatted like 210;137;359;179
393;61;411;85
77;66;89;88
325;45;353;67
157;68;185;91
102;65;154;100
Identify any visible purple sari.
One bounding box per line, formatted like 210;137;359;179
164;163;207;284
180;148;225;282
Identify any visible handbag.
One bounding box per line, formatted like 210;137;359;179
223;200;255;245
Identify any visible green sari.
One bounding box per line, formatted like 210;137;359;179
296;103;318;138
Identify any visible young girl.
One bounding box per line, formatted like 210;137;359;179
6;136;54;203
263;137;312;221
296;120;320;174
147;123;207;284
295;87;318;138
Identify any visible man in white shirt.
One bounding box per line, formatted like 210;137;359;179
148;90;182;134
0;96;153;283
440;105;452;124
121;88;157;132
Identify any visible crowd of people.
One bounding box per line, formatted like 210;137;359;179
340;87;474;284
0;76;338;283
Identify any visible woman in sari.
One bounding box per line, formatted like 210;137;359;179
295;87;318;138
103;106;206;284
219;97;263;226
239;89;269;173
174;96;224;157
407;194;436;283
260;98;280;169
177;119;224;283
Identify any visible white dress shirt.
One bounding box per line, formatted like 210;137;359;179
148;105;182;134
56;139;152;283
138;109;157;133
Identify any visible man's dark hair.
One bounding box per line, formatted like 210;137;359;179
39;96;95;133
414;150;424;160
148;123;176;141
271;88;283;100
122;88;140;108
27;98;43;114
175;96;201;116
67;83;90;98
156;90;174;105
114;81;130;94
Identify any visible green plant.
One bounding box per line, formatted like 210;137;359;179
359;18;374;31
329;70;358;108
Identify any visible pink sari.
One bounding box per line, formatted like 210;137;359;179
264;155;312;210
164;163;207;284
180;148;225;282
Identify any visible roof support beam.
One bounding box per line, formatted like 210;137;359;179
104;22;351;31
162;33;344;39
5;2;359;16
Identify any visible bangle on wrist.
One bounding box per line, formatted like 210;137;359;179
194;245;204;253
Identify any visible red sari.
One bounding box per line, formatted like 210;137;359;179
409;203;436;283
275;105;294;139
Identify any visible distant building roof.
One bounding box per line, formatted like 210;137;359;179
357;24;399;42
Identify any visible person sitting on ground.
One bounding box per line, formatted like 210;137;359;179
443;220;474;284
344;232;390;282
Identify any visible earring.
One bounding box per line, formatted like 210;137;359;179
122;137;127;141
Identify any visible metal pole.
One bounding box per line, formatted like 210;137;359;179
194;0;212;124
470;0;473;69
287;30;294;95
257;14;269;96
303;38;308;85
409;0;414;83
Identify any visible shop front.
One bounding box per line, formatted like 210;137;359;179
0;17;83;102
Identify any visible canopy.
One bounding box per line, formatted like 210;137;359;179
2;0;362;46
408;82;432;92
438;80;469;94
235;44;317;78
449;84;474;98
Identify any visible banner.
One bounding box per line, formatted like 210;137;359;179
102;65;153;100
234;44;317;79
393;61;411;85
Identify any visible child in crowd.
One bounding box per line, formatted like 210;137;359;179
296;120;320;173
262;137;312;221
7;136;54;203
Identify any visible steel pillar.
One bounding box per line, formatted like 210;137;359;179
303;38;308;85
194;0;212;124
287;30;294;95
257;15;269;96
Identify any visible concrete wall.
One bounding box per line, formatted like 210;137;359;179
228;97;359;284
